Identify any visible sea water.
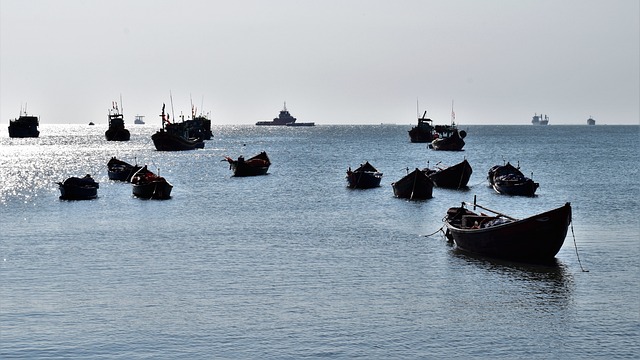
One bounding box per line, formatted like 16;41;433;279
1;124;638;359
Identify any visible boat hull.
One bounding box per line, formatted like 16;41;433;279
152;130;204;151
346;171;382;189
105;128;131;141
8;116;40;138
230;163;270;177
391;168;434;200
107;158;142;182
488;163;539;196
445;203;571;262
59;185;98;200
425;159;472;189
430;130;465;151
491;180;539;196
226;152;271;177
132;181;173;199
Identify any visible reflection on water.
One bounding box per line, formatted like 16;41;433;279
449;247;575;311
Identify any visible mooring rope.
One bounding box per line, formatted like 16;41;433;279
570;222;589;272
468;178;488;188
424;225;445;237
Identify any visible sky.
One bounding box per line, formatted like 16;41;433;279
1;0;638;125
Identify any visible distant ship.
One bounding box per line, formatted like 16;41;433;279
587;116;596;126
531;113;549;125
134;115;145;124
256;102;314;126
8;106;40;138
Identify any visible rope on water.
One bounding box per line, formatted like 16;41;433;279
424;225;445;237
570;222;589;272
468;178;488;188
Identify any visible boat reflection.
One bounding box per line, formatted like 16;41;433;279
448;247;575;310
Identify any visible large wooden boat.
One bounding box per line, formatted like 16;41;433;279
391;168;434;200
8;107;40;138
346;161;383;189
58;175;99;200
256;102;314;126
423;159;472;189
151;104;205;151
488;162;539;196
131;166;173;199
104;101;130;141
225;151;271;177
107;157;142;182
444;200;572;263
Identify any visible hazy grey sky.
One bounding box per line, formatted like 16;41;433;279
1;0;638;125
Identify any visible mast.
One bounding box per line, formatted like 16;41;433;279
169;90;175;123
450;100;455;126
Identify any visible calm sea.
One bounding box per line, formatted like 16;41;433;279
1;124;638;359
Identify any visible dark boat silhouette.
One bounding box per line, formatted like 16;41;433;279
424;159;472;189
346;161;383;189
488;162;539;196
8;106;40;138
58;174;99;200
391;168;434;200
104;100;130;141
225;151;271;177
444;200;571;263
256;102;314;126
131;166;173;199
151;104;204;151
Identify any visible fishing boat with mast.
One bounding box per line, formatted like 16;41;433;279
151;103;205;151
429;101;466;151
104;99;130;141
8;104;40;138
188;98;214;140
408;109;437;143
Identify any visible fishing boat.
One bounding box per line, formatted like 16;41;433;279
256;102;314;126
104;101;130;141
408;110;437;143
346;161;383;189
391;168;434;200
531;113;549;125
8;106;40;138
58;174;99;200
423;159;472;189
151;104;205;151
488;162;539;196
107;157;142;182
444;199;572;263
587;116;596;125
190;112;214;140
426;102;466;150
134;115;146;124
131;165;173;199
429;126;466;151
225;151;271;177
